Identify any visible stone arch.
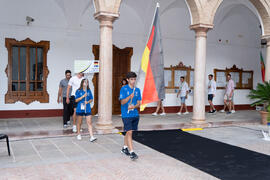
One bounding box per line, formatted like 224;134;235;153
185;0;200;25
211;0;270;36
185;0;223;26
185;0;270;37
213;2;261;32
207;0;224;25
249;0;270;36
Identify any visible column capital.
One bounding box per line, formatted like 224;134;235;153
94;12;119;29
190;23;213;37
94;11;119;20
93;0;121;15
262;35;270;47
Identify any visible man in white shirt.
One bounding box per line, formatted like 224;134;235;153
176;76;189;115
220;74;234;114
207;74;217;113
66;72;85;132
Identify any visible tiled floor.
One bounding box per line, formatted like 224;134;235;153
1;124;270;179
191;125;270;155
0;133;219;180
0;110;267;180
0;110;261;140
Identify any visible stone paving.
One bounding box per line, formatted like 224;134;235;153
0;133;219;180
190;125;270;156
1;124;270;179
0;110;261;140
0;110;268;180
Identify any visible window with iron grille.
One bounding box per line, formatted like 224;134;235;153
5;38;50;104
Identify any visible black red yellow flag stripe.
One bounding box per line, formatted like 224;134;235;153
139;3;165;111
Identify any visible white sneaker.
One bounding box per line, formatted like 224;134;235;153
77;134;82;140
231;110;236;113
183;112;189;115
80;129;83;132
160;112;166;116
177;112;182;115
67;121;71;125
152;112;158;116
72;125;77;133
219;110;225;113
90;136;97;142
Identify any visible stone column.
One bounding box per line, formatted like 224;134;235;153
265;37;270;82
94;13;119;134
190;25;212;125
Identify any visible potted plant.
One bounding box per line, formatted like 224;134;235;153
248;81;270;125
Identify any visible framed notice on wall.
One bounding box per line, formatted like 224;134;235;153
242;71;253;89
174;70;187;87
164;69;172;87
214;65;253;89
216;71;226;88
164;63;194;89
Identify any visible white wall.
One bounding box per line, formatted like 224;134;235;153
0;0;264;110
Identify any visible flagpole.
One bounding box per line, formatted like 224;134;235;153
127;87;135;114
84;82;87;114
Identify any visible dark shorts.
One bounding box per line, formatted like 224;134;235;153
180;96;186;104
122;117;139;132
208;94;214;101
76;112;91;116
70;96;78;109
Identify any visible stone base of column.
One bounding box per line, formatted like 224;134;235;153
95;123;119;134
191;119;209;128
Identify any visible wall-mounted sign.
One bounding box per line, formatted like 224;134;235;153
74;60;99;74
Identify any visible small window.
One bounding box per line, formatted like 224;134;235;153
5;38;50;104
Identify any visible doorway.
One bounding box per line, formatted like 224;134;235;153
91;45;133;115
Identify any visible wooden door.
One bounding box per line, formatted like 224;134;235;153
92;45;132;115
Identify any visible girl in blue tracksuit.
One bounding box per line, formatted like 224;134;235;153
75;79;97;142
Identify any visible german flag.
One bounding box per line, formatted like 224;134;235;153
260;52;265;82
139;3;165;111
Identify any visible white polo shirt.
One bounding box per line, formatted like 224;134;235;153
208;80;217;95
68;75;85;96
179;81;189;97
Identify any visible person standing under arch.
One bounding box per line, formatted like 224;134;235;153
75;79;97;142
66;72;85;132
177;76;189;115
152;100;166;116
207;74;217;113
220;74;234;114
119;72;141;160
57;70;73;128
